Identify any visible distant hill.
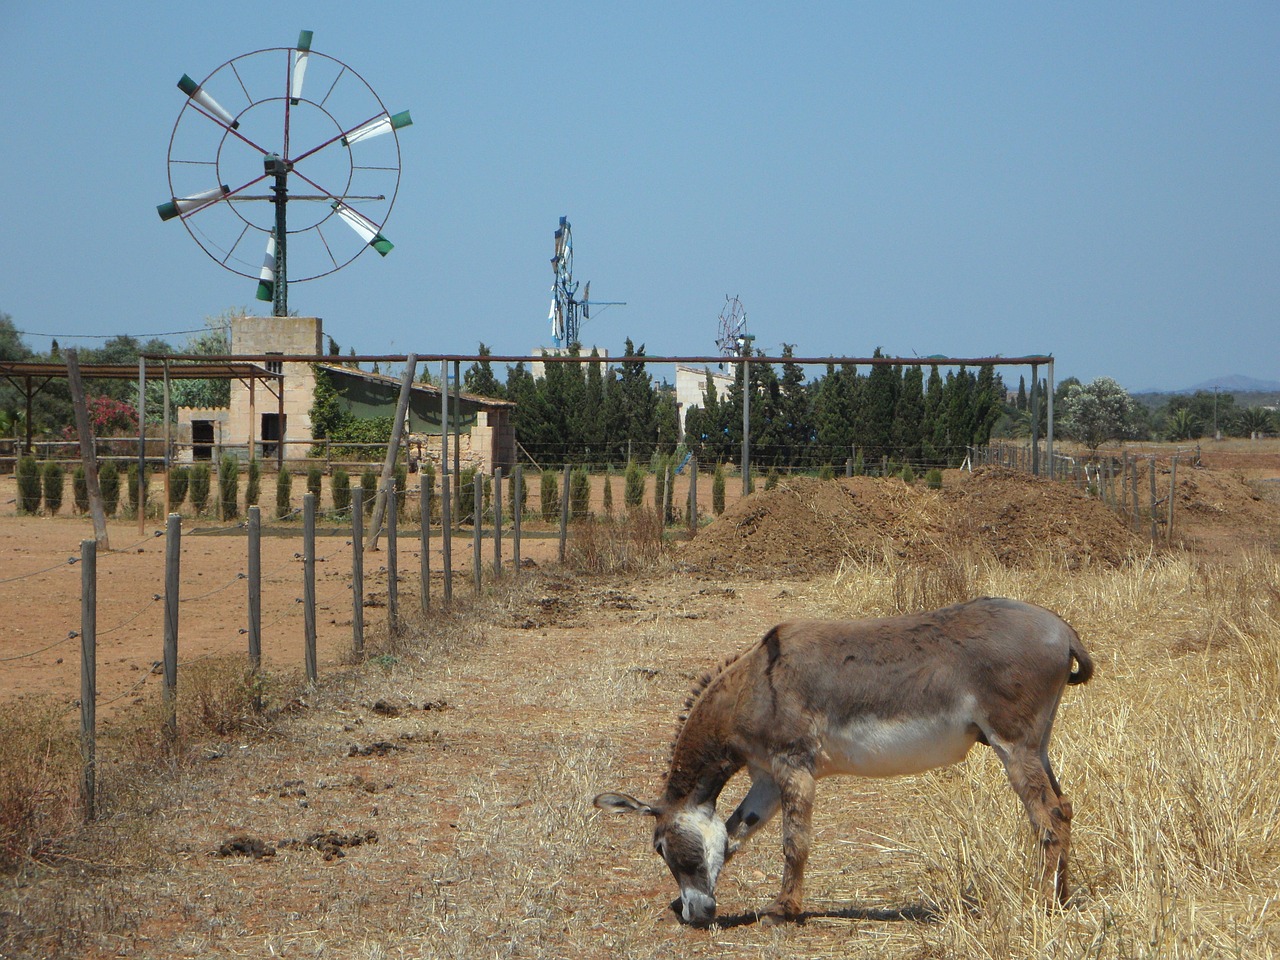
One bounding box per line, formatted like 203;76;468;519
1134;374;1280;397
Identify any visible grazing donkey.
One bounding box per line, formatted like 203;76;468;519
595;597;1093;925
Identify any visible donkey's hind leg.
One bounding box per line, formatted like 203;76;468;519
989;738;1073;905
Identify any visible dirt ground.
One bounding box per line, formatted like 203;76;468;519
2;446;1277;711
1;444;1278;958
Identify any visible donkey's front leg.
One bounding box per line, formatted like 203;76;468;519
726;767;781;845
759;764;816;925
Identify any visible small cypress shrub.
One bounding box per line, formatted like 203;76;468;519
394;463;407;518
219;456;239;520
540;469;559;522
189;463;211;516
925;467;944;490
331;468;351;516
73;466;89;514
126;464;147;517
459;466;478;523
651;457;667;516
570;466;591;519
245;460;261;508
900;464;916;484
306;465;322;502
624;461;645;510
41;462;65;516
361;467;378;514
601;466;614;516
765;468;780;490
506;465;524;523
712;464;726;515
818;463;835;481
16;456;41;514
275;468;292;519
100;461;121;516
169;466;189;510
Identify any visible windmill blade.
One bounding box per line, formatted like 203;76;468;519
177;74;239;129
290;30;313;104
331;201;394;255
156;184;230;221
256;232;276;302
341;110;413;146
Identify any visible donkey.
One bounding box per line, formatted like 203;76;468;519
595;597;1093;925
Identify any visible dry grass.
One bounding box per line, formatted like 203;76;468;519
567;509;669;575
3;551;1280;958
0;699;82;870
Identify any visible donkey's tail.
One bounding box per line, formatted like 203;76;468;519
1067;633;1094;685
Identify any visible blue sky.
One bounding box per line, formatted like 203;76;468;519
2;2;1277;392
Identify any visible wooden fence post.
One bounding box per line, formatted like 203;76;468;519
352;486;365;656
493;467;503;578
512;466;523;573
387;486;399;636
247;506;261;671
473;471;483;593
688;458;698;535
559;465;570;563
80;538;96;821
441;471;453;606
1149;457;1158;541
420;477;430;614
1168;456;1177;542
303;493;317;684
162;513;180;743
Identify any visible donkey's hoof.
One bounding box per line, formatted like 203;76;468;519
757;902;800;927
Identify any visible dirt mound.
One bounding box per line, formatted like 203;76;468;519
678;469;1144;576
1168;466;1280;554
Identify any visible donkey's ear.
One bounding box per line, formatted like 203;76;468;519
594;791;660;817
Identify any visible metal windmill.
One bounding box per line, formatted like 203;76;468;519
158;30;411;316
548;216;624;347
715;295;750;366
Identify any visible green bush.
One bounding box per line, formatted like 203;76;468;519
712;464;726;515
245;460;260;508
765;468;780;490
219;456;239;520
331;468;351;516
458;467;490;523
306;465;322;502
394;463;408;518
16;456;40;514
361;467;378;514
651;457;667;517
41;462;64;516
73;466;89;514
275;468;292;520
570;467;591;519
126;464;148;517
540;469;559;522
506;465;523;522
818;463;835;481
624;461;645;510
926;467;944;490
900;464;916;485
189;463;211;516
100;461;121;517
601;467;614;516
169;466;189;510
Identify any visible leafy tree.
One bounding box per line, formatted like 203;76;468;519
1166;407;1201;441
624;460;646;509
570;466;591;518
711;463;726;515
1238;407;1274;438
1060;377;1137;452
463;343;505;399
169;311;237;410
331;468;351;516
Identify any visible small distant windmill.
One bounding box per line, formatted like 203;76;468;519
157;30;412;316
715;295;750;367
548;216;624;347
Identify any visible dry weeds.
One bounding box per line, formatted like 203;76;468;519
3;544;1280;958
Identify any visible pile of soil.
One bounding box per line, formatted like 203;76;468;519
678;468;1146;576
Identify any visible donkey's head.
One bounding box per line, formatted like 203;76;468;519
594;791;735;924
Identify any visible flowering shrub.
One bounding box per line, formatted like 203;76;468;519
62;396;139;440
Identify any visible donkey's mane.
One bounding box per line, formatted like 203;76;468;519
667;644;753;762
